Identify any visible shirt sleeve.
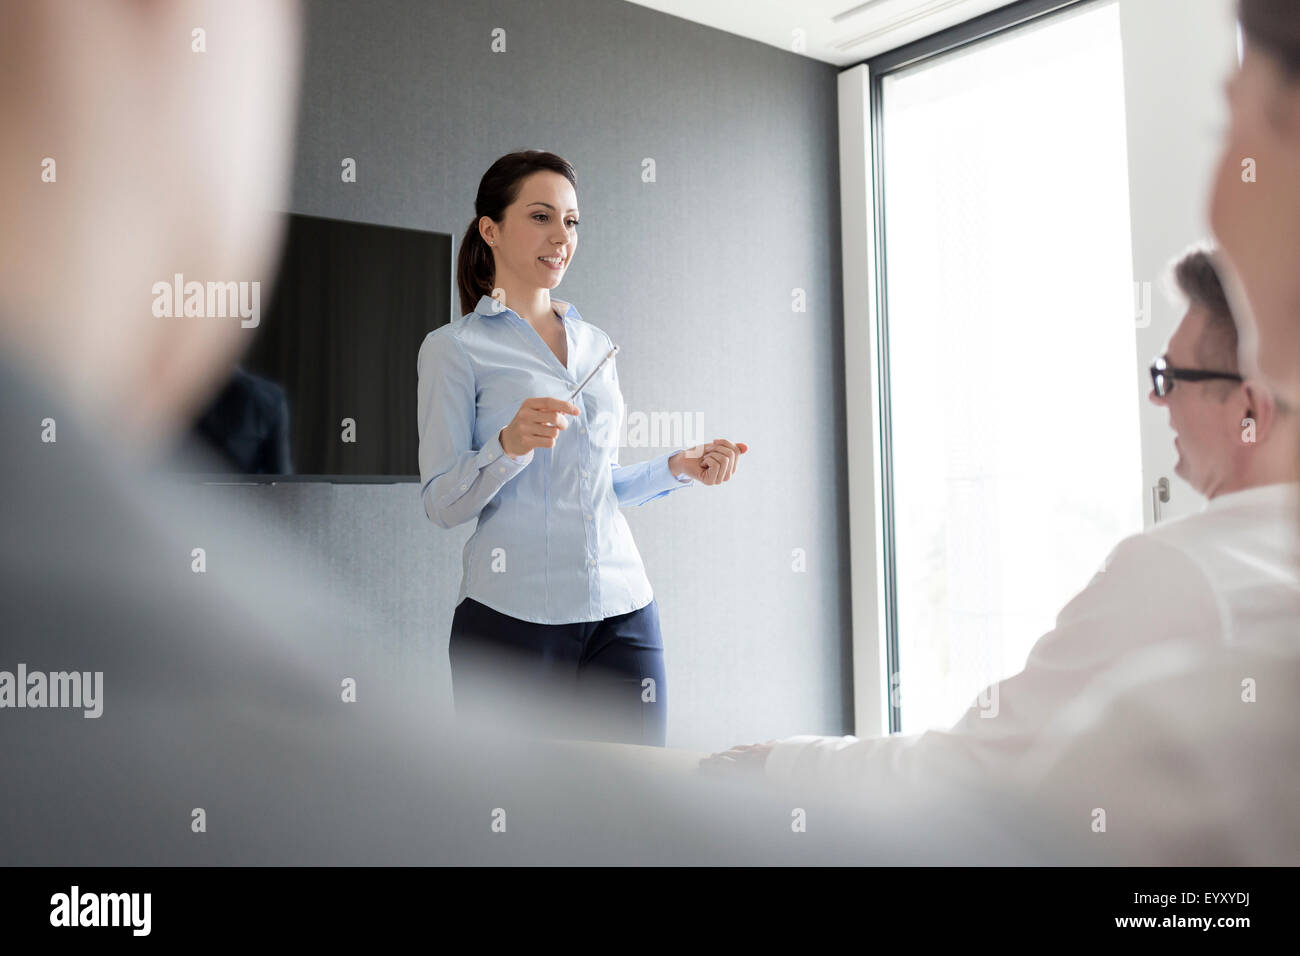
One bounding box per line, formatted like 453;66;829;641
611;447;693;508
417;330;533;529
1018;640;1281;863
763;531;1225;796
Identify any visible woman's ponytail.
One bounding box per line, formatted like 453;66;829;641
456;218;495;316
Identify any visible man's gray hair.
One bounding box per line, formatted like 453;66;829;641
1170;245;1238;374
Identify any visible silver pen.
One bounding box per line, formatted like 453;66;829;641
568;344;618;402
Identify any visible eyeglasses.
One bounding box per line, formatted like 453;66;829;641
1149;355;1243;398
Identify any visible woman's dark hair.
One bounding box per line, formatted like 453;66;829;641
1240;0;1300;78
456;150;577;315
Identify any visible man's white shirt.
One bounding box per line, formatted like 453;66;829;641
1015;637;1300;863
764;481;1300;798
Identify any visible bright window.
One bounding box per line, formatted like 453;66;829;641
879;0;1144;732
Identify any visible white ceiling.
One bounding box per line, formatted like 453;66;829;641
619;0;1022;66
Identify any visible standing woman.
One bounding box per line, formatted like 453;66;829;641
417;150;747;746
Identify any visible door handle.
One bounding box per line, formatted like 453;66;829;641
1151;476;1171;523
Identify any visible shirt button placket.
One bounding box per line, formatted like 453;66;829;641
577;402;599;617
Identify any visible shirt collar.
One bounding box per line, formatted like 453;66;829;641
1204;480;1300;514
474;294;578;322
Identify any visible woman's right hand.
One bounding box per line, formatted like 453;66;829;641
500;397;582;459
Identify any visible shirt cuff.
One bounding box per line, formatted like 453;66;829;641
764;734;858;783
662;449;693;486
474;429;533;475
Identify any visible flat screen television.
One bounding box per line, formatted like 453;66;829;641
173;213;453;481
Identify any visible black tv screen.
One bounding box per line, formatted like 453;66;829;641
176;213;453;481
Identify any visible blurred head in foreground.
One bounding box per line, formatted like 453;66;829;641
0;0;300;452
1210;0;1300;405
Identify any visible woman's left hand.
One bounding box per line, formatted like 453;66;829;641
671;439;748;485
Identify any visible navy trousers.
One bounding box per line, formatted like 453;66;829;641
448;596;667;746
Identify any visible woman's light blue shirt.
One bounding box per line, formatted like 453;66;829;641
417;294;693;624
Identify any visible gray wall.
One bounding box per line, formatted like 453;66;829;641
201;0;850;751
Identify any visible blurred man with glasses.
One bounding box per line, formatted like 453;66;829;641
1149;249;1296;500
707;246;1300;798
